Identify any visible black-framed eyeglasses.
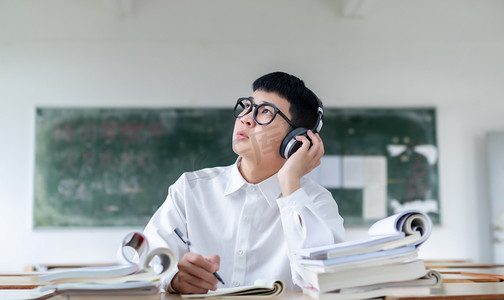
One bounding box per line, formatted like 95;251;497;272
233;97;296;127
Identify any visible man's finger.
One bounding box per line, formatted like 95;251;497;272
178;253;219;287
185;253;218;273
205;255;221;271
183;262;218;286
179;271;217;291
176;274;212;294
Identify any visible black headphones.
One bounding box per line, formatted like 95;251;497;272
279;101;324;159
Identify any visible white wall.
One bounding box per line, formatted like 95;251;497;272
1;0;503;271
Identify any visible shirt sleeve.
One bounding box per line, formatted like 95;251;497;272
142;175;189;292
276;183;345;288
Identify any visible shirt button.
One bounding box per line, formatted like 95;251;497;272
233;282;240;287
237;250;244;256
243;216;249;221
248;186;255;192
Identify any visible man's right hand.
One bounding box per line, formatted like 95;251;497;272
171;252;220;294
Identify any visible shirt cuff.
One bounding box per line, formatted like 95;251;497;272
166;280;179;294
276;188;311;212
276;188;312;236
161;267;179;293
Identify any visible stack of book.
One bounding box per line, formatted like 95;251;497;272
296;210;442;299
3;232;175;300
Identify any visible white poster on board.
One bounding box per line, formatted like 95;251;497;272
363;156;387;220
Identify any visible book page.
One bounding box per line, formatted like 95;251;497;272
0;289;54;300
299;246;417;267
181;280;284;298
38;232;175;285
294;233;405;259
367;210;432;246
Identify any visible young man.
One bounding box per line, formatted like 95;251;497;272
143;72;345;293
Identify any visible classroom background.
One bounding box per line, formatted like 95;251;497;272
0;0;503;272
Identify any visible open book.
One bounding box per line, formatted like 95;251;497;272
39;232;174;284
181;280;285;298
1;232;175;300
367;209;432;245
295;210;431;261
1;281;161;300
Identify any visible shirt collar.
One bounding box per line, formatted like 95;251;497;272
224;158;248;197
224;157;283;206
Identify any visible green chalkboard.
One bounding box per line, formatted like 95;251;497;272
34;108;237;227
321;108;440;226
34;107;439;228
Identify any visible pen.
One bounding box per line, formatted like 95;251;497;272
173;227;225;285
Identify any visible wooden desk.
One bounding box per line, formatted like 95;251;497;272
160;292;311;300
3;275;504;300
67;286;504;300
3;284;504;300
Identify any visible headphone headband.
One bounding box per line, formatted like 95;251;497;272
279;99;324;159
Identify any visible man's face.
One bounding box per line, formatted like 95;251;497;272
232;90;292;164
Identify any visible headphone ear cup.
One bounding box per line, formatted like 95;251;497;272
280;127;308;159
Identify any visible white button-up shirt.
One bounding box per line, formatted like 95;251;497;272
143;159;345;291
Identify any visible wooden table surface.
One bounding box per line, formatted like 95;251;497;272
2;272;504;299
2;283;502;300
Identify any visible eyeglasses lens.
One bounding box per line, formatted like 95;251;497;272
234;98;276;125
254;105;275;125
234;99;250;118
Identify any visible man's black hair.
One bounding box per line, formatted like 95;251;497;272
252;71;322;130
